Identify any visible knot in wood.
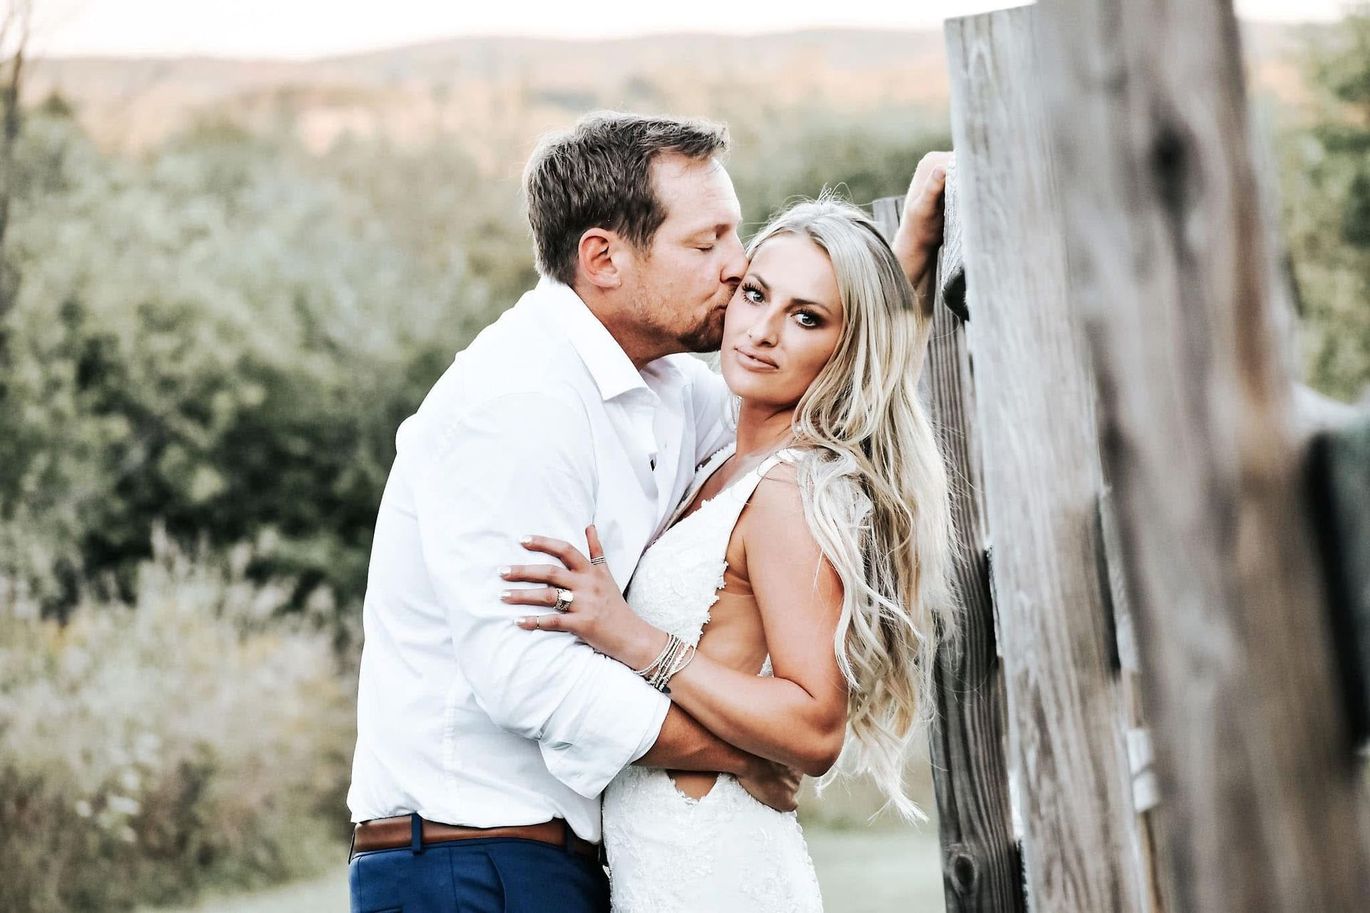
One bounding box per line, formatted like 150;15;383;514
946;846;980;894
1148;123;1192;216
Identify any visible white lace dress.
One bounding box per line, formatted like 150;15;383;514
602;443;825;913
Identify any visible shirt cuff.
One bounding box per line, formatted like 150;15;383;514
629;691;671;764
538;659;672;798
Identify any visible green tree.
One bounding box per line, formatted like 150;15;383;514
1282;3;1370;400
0;115;487;614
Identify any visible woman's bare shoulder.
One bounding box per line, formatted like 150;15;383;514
740;460;812;546
738;458;843;609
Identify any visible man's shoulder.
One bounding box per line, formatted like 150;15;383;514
458;298;564;372
443;301;591;400
401;376;594;470
400;303;596;441
424;357;590;429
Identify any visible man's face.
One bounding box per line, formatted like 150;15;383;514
622;154;746;355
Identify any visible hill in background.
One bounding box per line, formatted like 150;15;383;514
25;22;1318;168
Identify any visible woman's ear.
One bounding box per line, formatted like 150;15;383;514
577;228;624;290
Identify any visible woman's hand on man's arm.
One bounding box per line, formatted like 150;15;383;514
494;524;805;812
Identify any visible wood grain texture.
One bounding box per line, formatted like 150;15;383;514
1035;0;1370;910
874;190;1024;913
945;7;1147;912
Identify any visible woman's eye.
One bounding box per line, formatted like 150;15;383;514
794;310;820;328
696;244;716;253
742;285;765;304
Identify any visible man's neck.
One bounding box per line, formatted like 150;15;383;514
573;282;673;370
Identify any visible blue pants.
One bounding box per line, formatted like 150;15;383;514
349;836;610;913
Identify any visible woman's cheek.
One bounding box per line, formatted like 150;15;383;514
800;334;838;393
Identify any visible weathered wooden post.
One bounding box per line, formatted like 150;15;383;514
875;178;1025;912
1034;0;1370;910
942;6;1151;911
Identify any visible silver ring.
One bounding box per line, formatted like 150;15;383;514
533;615;541;629
554;588;575;612
590;555;608;566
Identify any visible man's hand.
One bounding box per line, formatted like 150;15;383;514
736;756;804;813
891;150;953;316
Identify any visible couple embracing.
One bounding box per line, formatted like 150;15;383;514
347;111;956;913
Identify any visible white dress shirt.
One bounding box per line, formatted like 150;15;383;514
347;277;733;842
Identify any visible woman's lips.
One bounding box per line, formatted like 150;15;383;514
734;346;779;370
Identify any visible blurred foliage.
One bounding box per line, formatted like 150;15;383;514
0;98;946;621
0;112;490;614
1280;2;1370;401
728;114;951;232
0;534;354;913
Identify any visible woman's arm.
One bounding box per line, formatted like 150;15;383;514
648;467;848;776
890;150;953;309
500;471;850;778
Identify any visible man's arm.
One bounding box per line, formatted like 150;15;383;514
637;704;750;772
411;391;671;799
637;705;803;813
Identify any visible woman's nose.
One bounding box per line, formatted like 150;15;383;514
748;310;781;346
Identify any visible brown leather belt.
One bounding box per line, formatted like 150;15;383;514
351;815;598;863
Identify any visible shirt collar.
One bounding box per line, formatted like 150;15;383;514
529;276;668;403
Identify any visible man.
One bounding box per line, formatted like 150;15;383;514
347;112;800;913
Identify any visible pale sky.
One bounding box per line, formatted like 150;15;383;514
25;0;1355;60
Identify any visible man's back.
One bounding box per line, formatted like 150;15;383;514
348;279;731;841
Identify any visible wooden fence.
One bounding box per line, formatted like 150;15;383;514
870;2;1370;911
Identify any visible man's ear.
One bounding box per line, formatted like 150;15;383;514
577;228;626;290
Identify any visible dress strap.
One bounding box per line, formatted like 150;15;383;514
708;447;803;530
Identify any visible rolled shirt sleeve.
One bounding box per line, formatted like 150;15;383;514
412;391;670;798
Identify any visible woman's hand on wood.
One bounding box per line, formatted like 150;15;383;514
891;150;953;313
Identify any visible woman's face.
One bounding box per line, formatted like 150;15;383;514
721;233;845;409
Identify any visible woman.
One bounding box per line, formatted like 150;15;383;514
500;155;956;912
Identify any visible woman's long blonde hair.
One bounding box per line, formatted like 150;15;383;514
749;195;957;820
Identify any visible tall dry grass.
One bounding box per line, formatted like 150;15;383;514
0;532;355;913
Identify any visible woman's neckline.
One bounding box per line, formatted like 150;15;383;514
672;440;798;527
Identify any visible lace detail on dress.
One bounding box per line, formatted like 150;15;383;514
603;445;823;913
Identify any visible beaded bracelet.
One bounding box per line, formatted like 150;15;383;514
633;633;698;693
659;643;697;695
631;635;675;677
646;636;686;691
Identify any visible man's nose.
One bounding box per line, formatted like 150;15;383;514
721;236;747;286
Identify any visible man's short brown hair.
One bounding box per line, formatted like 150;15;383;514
523;111;730;286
